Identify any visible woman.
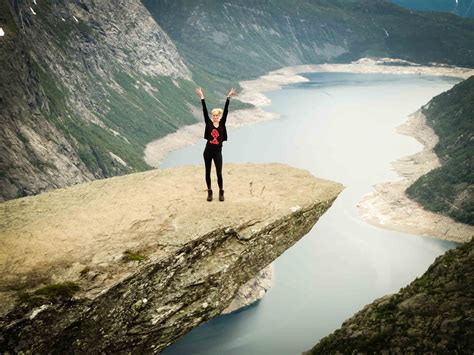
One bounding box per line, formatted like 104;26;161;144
195;87;237;201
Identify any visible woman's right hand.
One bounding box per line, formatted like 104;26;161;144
227;88;237;98
195;87;204;99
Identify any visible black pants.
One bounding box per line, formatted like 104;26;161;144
203;145;223;191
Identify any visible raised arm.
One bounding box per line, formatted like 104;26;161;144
221;88;237;124
195;87;210;123
220;98;229;124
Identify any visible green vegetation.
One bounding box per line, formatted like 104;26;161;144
123;250;147;262
62;119;145;175
34;0;79;45
103;72;194;145
406;77;474;225
16;132;29;143
0;0;18;36
31;157;56;171
19;281;80;305
32;45;249;178
31;59;70;119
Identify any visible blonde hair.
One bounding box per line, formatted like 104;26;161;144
211;108;223;117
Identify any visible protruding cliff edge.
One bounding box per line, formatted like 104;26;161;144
0;163;343;353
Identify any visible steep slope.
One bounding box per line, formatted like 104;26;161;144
0;0;197;201
306;238;474;354
0;1;94;199
145;0;474;81
0;163;343;353
406;76;474;225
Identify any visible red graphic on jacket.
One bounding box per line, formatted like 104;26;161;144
210;128;220;144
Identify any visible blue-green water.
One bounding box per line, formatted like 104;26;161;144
161;73;460;355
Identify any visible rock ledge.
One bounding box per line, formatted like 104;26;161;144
0;163;342;353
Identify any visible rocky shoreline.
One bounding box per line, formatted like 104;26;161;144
358;109;473;243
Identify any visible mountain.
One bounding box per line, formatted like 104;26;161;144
406;76;474;225
1;0;474;201
145;0;474;80
389;0;474;18
0;0;197;200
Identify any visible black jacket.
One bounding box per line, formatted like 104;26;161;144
202;98;229;142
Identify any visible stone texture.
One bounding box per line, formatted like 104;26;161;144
0;0;191;201
222;264;272;314
0;6;95;201
0;163;343;353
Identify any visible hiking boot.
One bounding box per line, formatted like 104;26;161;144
219;190;225;202
207;189;213;202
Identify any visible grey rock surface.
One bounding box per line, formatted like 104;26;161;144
0;0;191;201
222;264;273;314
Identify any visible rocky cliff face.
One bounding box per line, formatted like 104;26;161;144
0;0;94;199
406;76;474;225
0;163;343;353
306;238;474;354
0;0;195;201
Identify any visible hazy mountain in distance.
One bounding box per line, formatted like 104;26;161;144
146;0;474;81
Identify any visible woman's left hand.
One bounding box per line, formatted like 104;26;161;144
227;88;237;98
